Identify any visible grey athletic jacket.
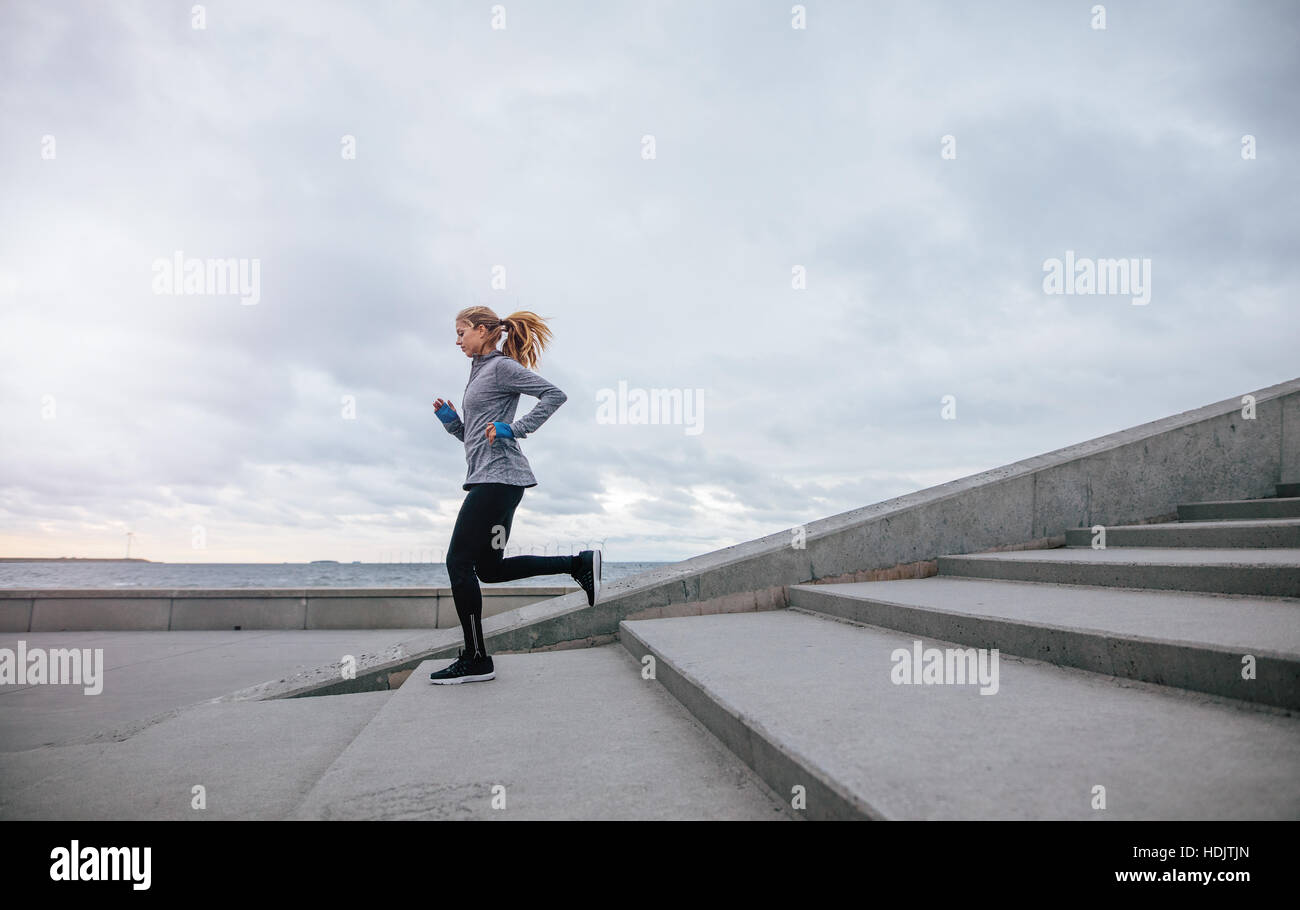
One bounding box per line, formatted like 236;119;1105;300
440;350;568;490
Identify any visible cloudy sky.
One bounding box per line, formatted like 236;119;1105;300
1;0;1296;563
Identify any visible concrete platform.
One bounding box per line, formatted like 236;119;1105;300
0;692;391;819
618;610;1300;820
788;578;1300;708
291;645;792;820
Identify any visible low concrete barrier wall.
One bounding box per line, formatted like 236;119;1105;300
217;375;1300;700
0;587;577;633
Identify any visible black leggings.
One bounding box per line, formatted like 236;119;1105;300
446;482;574;656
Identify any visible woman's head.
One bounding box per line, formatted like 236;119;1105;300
455;306;553;369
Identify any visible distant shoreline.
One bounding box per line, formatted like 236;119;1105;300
0;557;155;563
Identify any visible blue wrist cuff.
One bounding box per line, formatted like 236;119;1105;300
492;421;514;438
435;403;458;424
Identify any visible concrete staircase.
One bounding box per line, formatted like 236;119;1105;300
8;489;1296;820
619;484;1300;819
287;485;1298;821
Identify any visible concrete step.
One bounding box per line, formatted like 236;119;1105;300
1277;483;1300;498
1063;518;1300;549
290;645;792;820
618;610;1300;819
0;691;393;819
937;547;1300;597
1178;497;1300;521
788;577;1300;709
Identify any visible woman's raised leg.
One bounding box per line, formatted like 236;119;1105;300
445;483;573;658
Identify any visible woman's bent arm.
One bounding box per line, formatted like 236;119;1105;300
495;357;567;438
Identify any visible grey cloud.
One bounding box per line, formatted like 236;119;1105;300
1;0;1295;561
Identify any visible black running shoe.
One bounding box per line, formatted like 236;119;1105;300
572;549;601;606
429;648;495;684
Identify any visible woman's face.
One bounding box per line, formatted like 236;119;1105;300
455;321;492;356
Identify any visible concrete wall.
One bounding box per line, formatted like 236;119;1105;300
0;587;576;633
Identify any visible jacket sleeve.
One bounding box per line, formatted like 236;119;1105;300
496;357;567;439
443;413;465;442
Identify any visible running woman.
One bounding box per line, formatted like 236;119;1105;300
429;307;601;684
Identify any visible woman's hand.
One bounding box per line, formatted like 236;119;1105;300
485;421;514;445
433;398;458;424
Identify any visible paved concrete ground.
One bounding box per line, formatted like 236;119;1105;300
0;630;430;750
0;693;391;819
293;645;792;820
1;633;792;820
